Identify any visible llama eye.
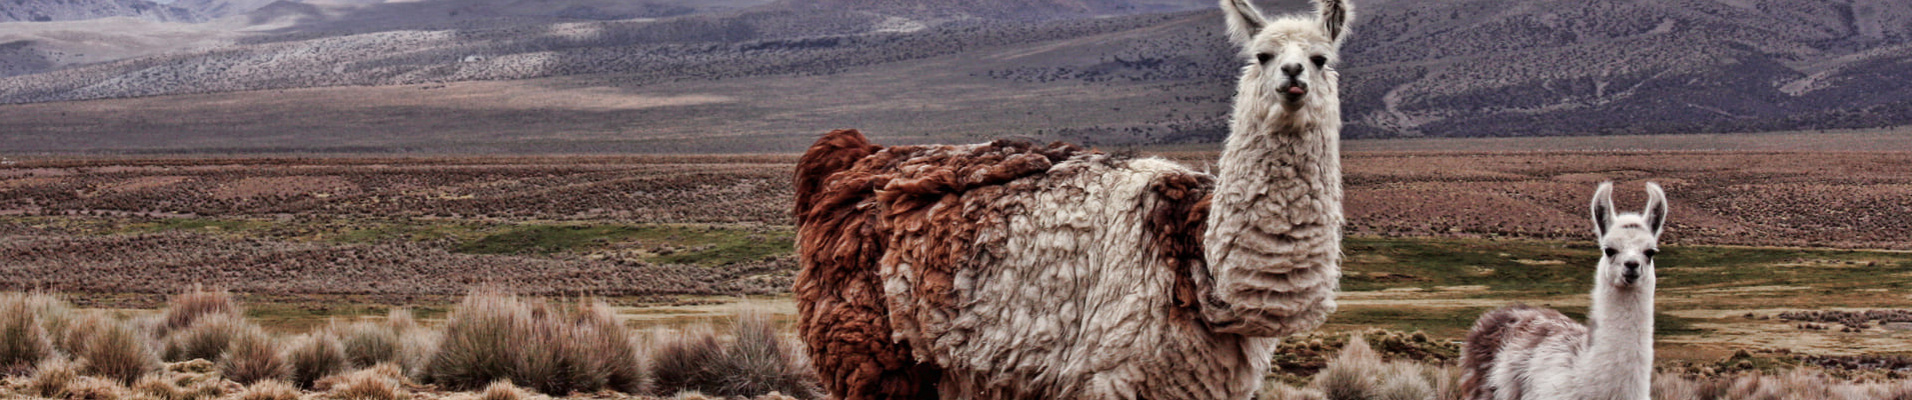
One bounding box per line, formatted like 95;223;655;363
1310;55;1328;67
1603;248;1618;257
1643;249;1658;258
1256;53;1273;65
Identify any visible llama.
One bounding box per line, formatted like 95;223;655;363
1460;182;1668;400
790;0;1352;398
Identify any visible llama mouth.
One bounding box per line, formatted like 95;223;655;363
1281;83;1308;101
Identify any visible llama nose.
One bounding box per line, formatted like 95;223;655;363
1280;63;1304;77
1622;261;1641;281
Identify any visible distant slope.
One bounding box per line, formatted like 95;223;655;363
0;0;1909;153
976;0;1912;138
778;0;1209;19
0;0;202;22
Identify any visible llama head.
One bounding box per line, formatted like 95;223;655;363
1220;0;1352;111
1590;181;1668;289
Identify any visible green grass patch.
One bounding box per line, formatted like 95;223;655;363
126;218;272;234
458;225;651;255
331;222;485;244
455;224;794;266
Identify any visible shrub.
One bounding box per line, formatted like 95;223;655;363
480;380;531;400
158;287;240;338
217;327;286;385
235;380;300;400
1373;363;1432;400
651;312;819;399
1312;334;1433;400
79;316;163;385
425;291;531;391
12;293;77;350
1420;364;1462;400
286;333;347;389
708;311;815;398
132;375;187;400
650;325;723;397
396;329;439;379
1259;382;1327;400
322;365;411;400
423;292;645;395
1;294;54;376
337;321;402;369
65;375;132;400
579;300;646;394
29;357;81;398
162;313;252;362
1314;334;1381;400
385;308;419;333
57;311;111;357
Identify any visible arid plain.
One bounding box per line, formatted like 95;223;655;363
4;133;1912;398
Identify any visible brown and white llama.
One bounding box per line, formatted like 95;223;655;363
1460;182;1668;400
790;1;1353;398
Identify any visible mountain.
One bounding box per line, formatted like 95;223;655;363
989;0;1912;138
779;0;1209;19
0;0;1908;153
0;0;202;22
169;0;282;19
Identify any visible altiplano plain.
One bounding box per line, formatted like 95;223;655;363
4;143;1911;368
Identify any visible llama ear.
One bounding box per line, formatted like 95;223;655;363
1642;182;1669;237
1316;0;1353;44
1221;0;1267;48
1590;181;1615;237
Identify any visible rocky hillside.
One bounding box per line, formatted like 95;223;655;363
0;0;200;22
0;0;1908;152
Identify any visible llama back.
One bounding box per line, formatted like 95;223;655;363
794;131;1276;398
1460;304;1588;400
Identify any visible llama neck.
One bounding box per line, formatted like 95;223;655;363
1196;84;1344;337
1577;283;1654;400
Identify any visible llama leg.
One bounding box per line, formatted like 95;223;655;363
799;292;940;399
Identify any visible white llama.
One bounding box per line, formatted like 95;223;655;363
790;0;1354;398
1460;181;1668;400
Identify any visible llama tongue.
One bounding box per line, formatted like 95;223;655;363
1287;86;1307;95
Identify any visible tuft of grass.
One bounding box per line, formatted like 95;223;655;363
424;291;529;391
1373;362;1433;400
321;364;412;400
1259;382;1326;400
1312;334;1436;400
337;321;402;369
650;311;819;399
1;293;55;376
159;287;240;338
217;326;286;385
29;357;81;398
162;313;251;363
235;380;300;400
1314;334;1381;400
396;328;439;380
651;325;723;398
479;380;531;400
286;333;347;389
423;291;646;395
64;375;131;400
77;315;163;385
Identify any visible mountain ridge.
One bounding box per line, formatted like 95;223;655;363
0;0;1908;153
